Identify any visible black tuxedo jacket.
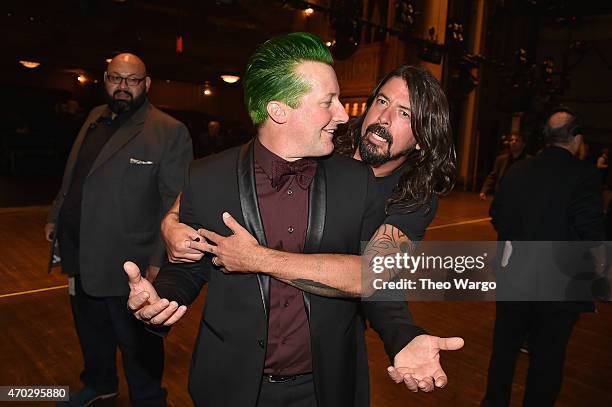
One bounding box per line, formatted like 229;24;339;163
48;102;192;296
155;141;424;407
490;146;604;311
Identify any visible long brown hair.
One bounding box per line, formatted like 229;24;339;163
335;65;457;213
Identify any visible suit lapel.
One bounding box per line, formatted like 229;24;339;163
87;102;150;177
304;162;326;254
237;141;270;317
302;160;327;318
61;111;102;191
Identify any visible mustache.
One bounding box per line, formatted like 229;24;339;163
113;90;133;98
365;123;392;144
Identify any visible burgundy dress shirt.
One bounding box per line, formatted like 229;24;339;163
253;139;314;376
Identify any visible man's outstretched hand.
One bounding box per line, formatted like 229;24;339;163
124;261;187;326
388;334;464;392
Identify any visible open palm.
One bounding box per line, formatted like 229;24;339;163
388;334;464;392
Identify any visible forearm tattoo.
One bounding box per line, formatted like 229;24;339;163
288;257;354;297
363;224;415;281
271;255;353;297
290;279;354;298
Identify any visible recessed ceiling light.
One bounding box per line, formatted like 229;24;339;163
19;60;40;69
220;75;240;83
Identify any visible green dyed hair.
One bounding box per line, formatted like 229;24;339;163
244;32;334;125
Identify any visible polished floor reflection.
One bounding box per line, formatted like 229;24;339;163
0;192;610;406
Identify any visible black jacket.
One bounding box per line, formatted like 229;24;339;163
48;102;192;296
155;141;425;407
490;146;604;310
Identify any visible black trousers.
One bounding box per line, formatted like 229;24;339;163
256;374;317;407
482;302;579;407
70;276;166;406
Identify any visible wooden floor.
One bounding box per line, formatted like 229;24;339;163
0;192;610;407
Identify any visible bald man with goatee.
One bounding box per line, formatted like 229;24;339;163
46;53;192;406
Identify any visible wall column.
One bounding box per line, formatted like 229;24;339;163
457;0;486;189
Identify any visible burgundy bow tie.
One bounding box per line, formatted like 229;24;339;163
270;159;317;190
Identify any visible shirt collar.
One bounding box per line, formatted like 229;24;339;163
254;137;288;182
253;138;318;189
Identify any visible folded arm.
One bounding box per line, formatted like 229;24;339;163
197;212;412;298
202;216;360;297
161;174;412;298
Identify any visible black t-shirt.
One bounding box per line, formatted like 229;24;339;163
373;161;438;242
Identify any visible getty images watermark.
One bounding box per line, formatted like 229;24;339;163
360;241;612;302
371;251;495;292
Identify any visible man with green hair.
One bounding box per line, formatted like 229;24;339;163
124;33;458;407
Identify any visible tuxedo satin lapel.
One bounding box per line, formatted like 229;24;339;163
88;102;150;177
237;141;270;317
305;162;326;253
302;161;327;318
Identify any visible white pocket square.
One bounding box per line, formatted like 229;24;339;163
130;158;154;165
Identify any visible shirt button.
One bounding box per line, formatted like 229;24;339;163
287;226;294;234
284;300;290;307
258;340;265;348
287;189;293;195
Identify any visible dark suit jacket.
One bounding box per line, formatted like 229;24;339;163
48;101;193;297
154;141;424;407
490;146;604;310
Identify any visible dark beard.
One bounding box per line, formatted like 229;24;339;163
106;89;146;114
358;123;414;167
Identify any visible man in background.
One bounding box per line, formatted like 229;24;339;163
482;107;604;406
45;53;192;406
480;133;529;200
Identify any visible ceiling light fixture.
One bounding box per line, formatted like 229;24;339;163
19;60;40;69
203;81;212;96
220;75;240;83
304;7;314;16
77;74;88;84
